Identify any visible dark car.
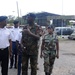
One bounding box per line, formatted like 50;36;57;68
55;27;73;35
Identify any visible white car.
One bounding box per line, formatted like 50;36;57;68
68;32;75;40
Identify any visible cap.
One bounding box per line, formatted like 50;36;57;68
27;13;36;19
13;20;19;24
0;16;7;22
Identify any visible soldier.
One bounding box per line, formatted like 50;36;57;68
21;13;41;75
40;25;59;75
0;16;12;75
28;24;44;70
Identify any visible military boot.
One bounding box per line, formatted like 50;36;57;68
45;72;50;75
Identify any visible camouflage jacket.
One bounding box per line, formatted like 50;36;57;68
22;25;40;55
43;33;58;52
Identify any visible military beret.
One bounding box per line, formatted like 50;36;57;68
0;16;7;22
48;25;54;30
13;20;19;24
27;13;36;19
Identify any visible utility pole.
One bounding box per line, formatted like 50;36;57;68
16;1;19;20
61;0;63;37
20;9;22;25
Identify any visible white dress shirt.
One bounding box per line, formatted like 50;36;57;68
16;32;22;44
10;27;21;42
0;27;11;48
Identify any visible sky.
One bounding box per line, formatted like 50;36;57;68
0;0;75;17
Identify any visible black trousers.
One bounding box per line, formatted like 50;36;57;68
0;47;9;75
10;42;17;68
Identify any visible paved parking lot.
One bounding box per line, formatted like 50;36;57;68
0;38;75;75
52;39;75;75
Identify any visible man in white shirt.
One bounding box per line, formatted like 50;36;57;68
16;31;22;75
10;20;21;69
0;16;12;75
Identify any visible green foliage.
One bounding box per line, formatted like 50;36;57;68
7;15;26;25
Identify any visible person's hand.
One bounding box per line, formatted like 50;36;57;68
56;54;59;59
23;29;28;33
24;29;31;34
9;50;12;58
40;54;43;58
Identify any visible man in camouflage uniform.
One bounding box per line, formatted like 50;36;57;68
21;13;40;75
40;25;59;75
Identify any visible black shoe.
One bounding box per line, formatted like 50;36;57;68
45;72;50;75
14;66;17;69
28;66;31;69
37;67;39;70
9;66;12;69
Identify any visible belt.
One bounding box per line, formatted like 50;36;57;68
0;47;8;50
12;41;16;42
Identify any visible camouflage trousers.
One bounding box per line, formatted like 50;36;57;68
43;50;56;74
22;53;37;75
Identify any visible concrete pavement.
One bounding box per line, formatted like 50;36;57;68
0;38;75;75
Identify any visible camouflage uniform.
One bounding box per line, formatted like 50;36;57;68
22;25;40;75
42;33;58;75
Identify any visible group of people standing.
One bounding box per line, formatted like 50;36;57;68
0;16;22;75
0;13;59;75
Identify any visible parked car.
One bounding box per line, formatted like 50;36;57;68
54;27;73;35
68;32;75;40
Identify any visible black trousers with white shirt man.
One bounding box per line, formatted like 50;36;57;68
0;47;9;75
